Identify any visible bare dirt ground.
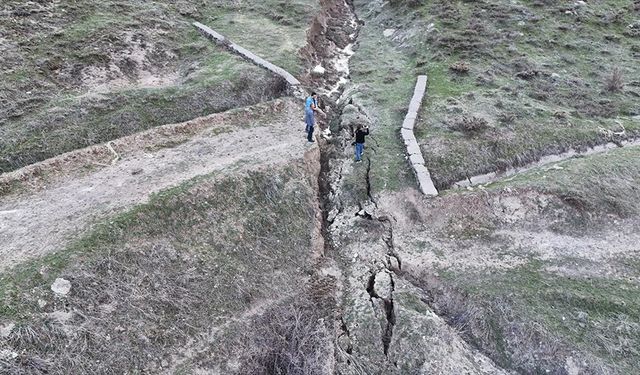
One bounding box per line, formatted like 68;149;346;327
375;186;640;373
0;98;312;272
379;188;640;281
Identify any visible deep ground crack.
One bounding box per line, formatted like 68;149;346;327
382;275;396;356
365;157;378;208
365;269;397;357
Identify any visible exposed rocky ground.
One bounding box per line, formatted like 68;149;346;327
1;0;639;374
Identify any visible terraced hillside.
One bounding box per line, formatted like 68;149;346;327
0;0;317;172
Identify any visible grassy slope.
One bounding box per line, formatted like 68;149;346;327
0;0;316;173
430;147;640;373
0;165;318;373
200;0;317;75
404;0;640;188
347;0;418;197
490;144;640;215
441;261;640;373
346;1;640;373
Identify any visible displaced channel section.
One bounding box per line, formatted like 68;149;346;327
453;137;640;189
400;75;438;197
299;0;359;99
193;21;300;87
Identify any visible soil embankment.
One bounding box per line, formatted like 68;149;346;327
0;98;312;272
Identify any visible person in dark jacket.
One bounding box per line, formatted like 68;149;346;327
354;123;369;162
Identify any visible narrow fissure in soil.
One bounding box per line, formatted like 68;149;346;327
300;0;405;362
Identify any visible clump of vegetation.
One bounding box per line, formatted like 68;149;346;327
388;0;425;7
604;67;624;93
448;61;470;74
238;300;332;375
514;70;540;80
450;116;489;134
497;112;516;125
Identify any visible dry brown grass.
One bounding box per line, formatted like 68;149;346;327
237;299;333;375
0;164;319;374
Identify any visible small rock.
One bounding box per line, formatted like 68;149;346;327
383;28;396;37
0;323;15;338
388;256;400;271
311;65;326;76
51;277;71;296
38;299;47;308
48;310;73;324
373;271;393;300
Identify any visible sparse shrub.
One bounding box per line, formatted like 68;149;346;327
624;22;640;37
497;112;516;125
599;11;625;25
388;0;426;8
604;67;624;93
553;110;569;119
450;116;489;133
515;70;539;80
239;301;331;375
449;61;470;74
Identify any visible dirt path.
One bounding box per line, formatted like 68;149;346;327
0;98;312;272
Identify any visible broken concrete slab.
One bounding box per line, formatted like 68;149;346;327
413;164;439;196
402;118;414;130
401;75;439;197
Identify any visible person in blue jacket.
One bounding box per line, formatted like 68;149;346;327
305;92;319;143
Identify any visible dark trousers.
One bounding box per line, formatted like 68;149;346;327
307;125;314;142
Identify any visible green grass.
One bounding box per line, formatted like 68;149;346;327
0;0;316;173
345;0;426;195
424;62;474;99
448;260;640;372
389;0;640;188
